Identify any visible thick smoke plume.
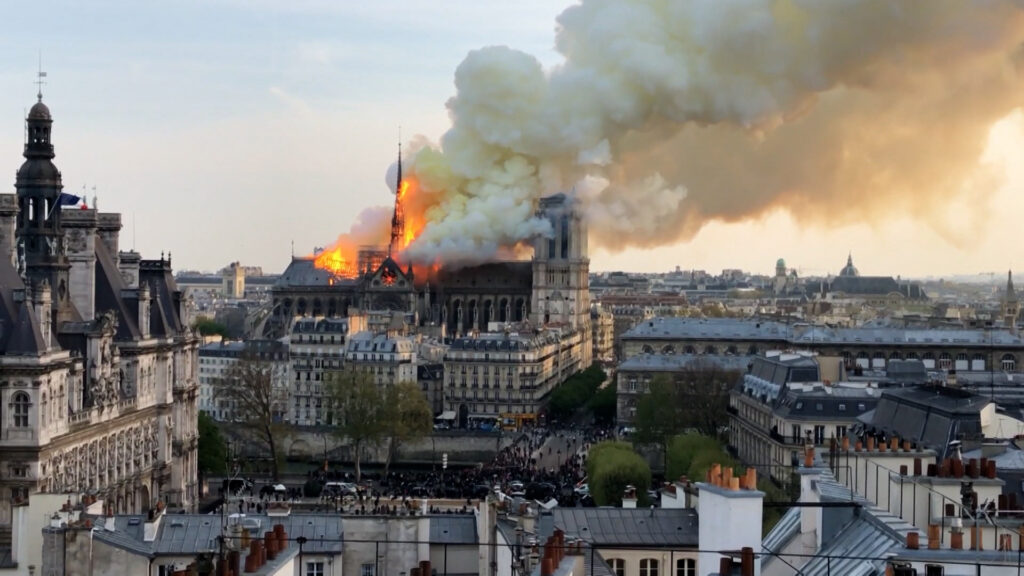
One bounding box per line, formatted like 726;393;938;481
367;0;1024;265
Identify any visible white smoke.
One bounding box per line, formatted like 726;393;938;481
395;0;1024;264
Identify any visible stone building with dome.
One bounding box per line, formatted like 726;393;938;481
0;91;199;564
771;257;802;296
809;253;927;305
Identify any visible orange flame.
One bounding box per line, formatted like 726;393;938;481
311;176;429;278
314;245;356;278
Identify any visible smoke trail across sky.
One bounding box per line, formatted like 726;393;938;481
390;0;1024;265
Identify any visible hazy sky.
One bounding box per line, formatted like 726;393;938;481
2;1;1023;279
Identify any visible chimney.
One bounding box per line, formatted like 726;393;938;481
30;280;52;351
797;449;825;556
97;213;122;263
698;462;764;576
138;282;151;338
62;208;98;320
622;485;637;509
118;250;140;289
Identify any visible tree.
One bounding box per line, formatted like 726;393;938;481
547;364;607;421
586;382;617;425
664;432;790;533
197;411;228;480
214;352;289;481
327;369;386;481
634;360;739;468
586;441;651;507
664;433;721;479
381;381;433;476
194;316;228;338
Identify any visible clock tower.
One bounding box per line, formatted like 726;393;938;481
15;92;75;324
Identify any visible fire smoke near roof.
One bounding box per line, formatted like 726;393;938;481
328;0;1024;269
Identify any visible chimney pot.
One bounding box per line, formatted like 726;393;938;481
986;460;997;479
855;441;863;452
841;436;850;451
740;547;755;576
906;532;919;549
913;458;922;476
890;437;899;451
867;437;875;451
541;558;554;576
951;530;963;550
928;524;940;550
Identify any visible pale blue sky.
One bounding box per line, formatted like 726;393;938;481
2;1;1023;278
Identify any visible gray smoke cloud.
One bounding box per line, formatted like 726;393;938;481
394;0;1024;264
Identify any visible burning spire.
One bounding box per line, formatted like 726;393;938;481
389;139;405;258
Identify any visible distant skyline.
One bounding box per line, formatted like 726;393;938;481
2;1;1023;278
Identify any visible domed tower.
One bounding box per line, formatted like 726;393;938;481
839;252;859;277
775;258;786;278
15;92;75;323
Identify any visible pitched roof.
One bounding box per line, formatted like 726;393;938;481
550;508;699;547
6;300;47;355
93;239;140;341
429;515;477;544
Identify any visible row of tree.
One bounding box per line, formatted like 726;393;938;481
546;364;615;424
585;433;787;532
633;360;739;469
201;354;432;482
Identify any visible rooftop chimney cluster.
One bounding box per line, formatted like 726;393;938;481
540;528;581;576
717;547;755;576
836;434;999;481
842;434;920;454
706;463;757;491
215;523;289;576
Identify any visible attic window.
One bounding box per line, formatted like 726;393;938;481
838;404;847;411
815;403;823;411
794;402;803;410
858;403;866;411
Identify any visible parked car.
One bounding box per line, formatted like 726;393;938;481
526;482;557;501
323;482;357;496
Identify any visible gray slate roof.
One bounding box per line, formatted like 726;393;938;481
550;508;699;547
92;514;344;557
624;317;1024;348
618;354;750;372
761;470;914;576
429;515;477;544
277;258;349;287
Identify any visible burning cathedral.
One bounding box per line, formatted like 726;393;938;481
267;151;593;347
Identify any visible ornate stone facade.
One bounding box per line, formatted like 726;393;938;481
0;95;199;537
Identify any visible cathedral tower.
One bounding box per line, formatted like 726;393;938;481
1003;270;1019;330
531;193;590;331
15;93;75;323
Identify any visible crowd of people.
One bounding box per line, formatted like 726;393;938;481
214;423;615;516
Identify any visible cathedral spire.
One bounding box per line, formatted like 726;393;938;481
1007;270;1017;302
389;137;405;258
